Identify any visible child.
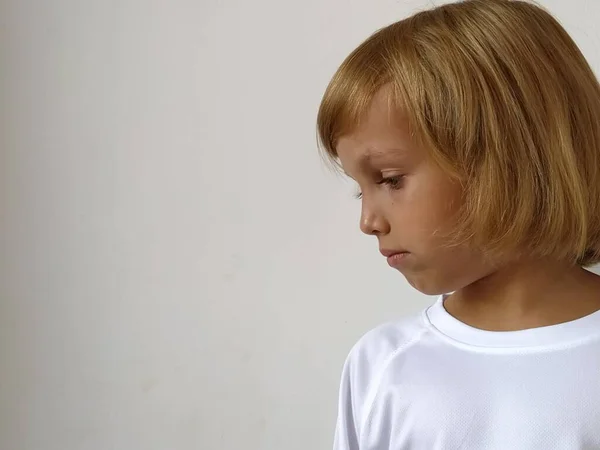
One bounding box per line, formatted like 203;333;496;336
316;0;600;448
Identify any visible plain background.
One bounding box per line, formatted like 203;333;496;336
1;0;599;449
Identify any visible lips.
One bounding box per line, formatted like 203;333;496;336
380;248;408;258
380;248;411;268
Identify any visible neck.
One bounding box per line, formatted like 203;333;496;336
446;257;600;331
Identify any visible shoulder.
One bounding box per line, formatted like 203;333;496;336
343;311;427;387
350;313;426;362
336;310;429;438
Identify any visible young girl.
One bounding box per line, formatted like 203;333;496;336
317;0;600;448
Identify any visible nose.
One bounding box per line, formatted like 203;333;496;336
359;202;390;236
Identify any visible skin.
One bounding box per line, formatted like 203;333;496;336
336;87;600;331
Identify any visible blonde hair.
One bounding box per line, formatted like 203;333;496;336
317;0;600;267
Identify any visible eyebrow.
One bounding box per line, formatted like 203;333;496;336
342;147;408;179
360;147;407;164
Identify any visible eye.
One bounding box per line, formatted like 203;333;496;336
377;175;405;190
352;175;404;199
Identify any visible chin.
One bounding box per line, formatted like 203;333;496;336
405;275;450;296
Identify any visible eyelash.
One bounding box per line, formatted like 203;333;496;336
354;175;405;199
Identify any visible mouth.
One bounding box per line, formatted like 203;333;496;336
380;248;408;257
380;249;411;268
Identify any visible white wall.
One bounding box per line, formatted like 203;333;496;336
1;1;598;449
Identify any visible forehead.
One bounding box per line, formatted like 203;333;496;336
335;90;415;164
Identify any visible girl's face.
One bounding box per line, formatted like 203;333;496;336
336;89;495;295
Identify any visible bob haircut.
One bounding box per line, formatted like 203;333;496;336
317;0;600;267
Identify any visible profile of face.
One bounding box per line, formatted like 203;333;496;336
336;88;495;295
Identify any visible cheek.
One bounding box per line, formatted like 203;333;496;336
402;171;461;230
423;183;463;237
394;193;456;242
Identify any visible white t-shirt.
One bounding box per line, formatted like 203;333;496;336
334;294;600;450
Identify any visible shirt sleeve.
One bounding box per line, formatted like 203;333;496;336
333;354;361;450
331;320;416;450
